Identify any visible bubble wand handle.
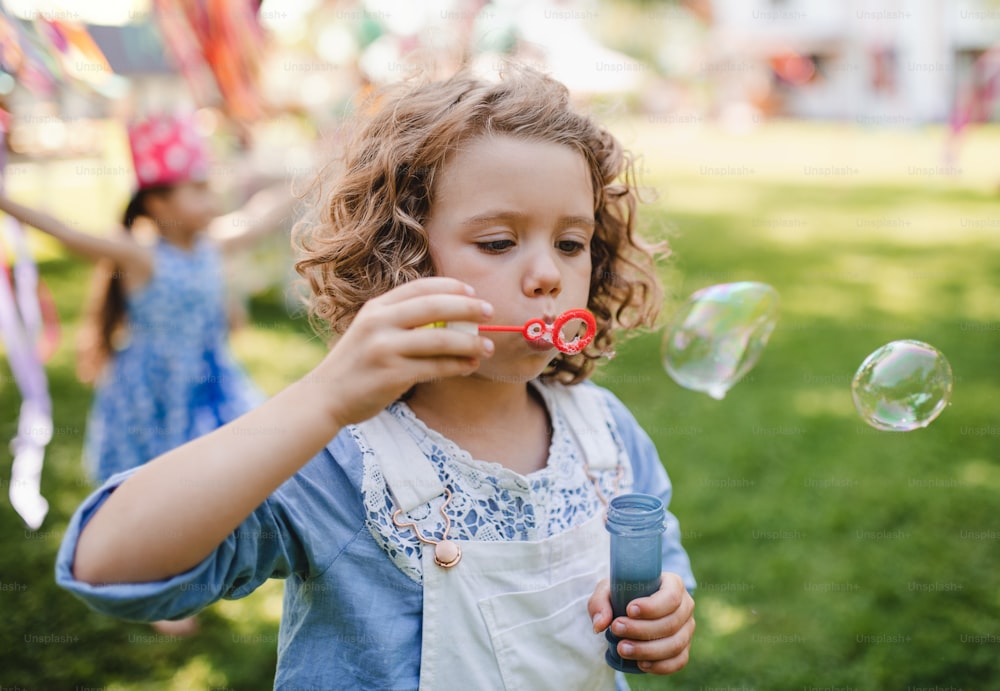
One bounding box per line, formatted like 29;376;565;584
477;325;524;332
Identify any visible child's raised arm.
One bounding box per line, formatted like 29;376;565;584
71;277;495;585
210;183;299;254
0;193;151;278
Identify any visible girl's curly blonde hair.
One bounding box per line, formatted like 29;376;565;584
294;65;665;384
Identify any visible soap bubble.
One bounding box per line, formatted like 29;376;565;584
851;340;953;431
662;282;780;400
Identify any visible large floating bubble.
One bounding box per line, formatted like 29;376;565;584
851;340;953;432
662;282;780;400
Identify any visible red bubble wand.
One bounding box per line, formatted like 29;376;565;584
435;308;596;354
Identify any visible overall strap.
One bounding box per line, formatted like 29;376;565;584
360;383;619;512
557;383;619;471
358;411;447;514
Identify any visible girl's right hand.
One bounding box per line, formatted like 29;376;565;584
309;277;495;428
73;277;492;586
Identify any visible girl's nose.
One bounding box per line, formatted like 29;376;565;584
522;251;562;297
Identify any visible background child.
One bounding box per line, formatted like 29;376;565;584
0;113;296;485
56;68;695;689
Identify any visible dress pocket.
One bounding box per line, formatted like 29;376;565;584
478;568;616;691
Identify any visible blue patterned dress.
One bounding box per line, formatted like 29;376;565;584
84;238;262;482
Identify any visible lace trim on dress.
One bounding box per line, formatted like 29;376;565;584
356;383;633;583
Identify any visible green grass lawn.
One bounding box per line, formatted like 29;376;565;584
2;120;999;689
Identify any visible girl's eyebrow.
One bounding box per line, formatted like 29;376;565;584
461;211;596;230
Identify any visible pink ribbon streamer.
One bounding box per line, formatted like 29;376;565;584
0;118;53;529
0;213;52;530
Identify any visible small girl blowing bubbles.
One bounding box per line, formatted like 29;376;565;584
57;67;695;690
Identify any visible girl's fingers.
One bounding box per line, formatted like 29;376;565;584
587;579;614;633
393;294;493;330
357;313;493;363
610;589;694;642
374;276;477;305
616;615;695;673
358;282;493;331
393;328;494;359
317;277;494;424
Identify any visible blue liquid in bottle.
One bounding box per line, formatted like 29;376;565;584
605;493;665;674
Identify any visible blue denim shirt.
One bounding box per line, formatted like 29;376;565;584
56;383;695;690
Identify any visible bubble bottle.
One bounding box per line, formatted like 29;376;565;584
605;493;665;674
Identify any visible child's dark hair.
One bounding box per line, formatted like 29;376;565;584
293;65;666;384
76;184;172;383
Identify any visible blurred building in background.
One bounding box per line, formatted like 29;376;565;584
1;0;997;168
672;0;1000;125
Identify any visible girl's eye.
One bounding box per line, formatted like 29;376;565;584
477;239;514;253
557;240;586;255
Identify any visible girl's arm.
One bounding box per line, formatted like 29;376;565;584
210;183;299;254
72;277;496;585
0;194;152;277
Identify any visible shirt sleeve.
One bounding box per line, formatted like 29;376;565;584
599;386;697;593
55;436;366;622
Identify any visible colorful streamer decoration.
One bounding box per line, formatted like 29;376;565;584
0;6;54;95
0;4;117;96
0;217;59;531
0;120;60;530
1;2;267;120
152;0;267;122
37;18;115;88
0;8;24;75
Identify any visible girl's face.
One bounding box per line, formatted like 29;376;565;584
154;180;218;237
424;135;594;381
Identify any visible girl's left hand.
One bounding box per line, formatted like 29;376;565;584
587;572;696;675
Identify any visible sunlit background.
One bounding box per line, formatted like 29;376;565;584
1;0;999;689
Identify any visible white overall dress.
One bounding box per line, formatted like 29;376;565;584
356;385;624;690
